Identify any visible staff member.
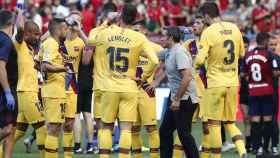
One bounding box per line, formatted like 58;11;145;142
158;27;199;158
0;10;18;158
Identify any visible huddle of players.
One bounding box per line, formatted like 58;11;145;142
1;2;279;158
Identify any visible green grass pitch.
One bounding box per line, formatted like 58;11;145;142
12;122;270;158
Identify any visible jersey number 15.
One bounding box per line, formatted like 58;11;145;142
107;47;129;72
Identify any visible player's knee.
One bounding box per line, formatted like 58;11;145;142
120;121;133;131
95;118;102;128
132;126;141;133
47;123;61;136
1;125;13;138
102;122;114;131
16;123;28;131
263;115;272;121
207;119;221;127
32;121;45;130
145;125;157;133
64;118;75;132
202;122;209;135
251;116;261;122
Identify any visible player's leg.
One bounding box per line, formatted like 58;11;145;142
139;92;159;158
19;92;46;157
44;98;65;158
240;103;251;152
173;135;184;158
82;112;94;153
81;90;94;153
200;121;211;158
261;95;274;153
32;121;46;158
99;91;119;158
73;90;83;154
23;129;36;153
63;93;77;158
93;90;102;151
73;114;82;153
131;125;142;158
118;92;138;158
202;87;224;158
224;87;247;157
248;96;262;154
2;95;18;158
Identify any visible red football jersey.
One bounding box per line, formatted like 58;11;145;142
245;49;274;96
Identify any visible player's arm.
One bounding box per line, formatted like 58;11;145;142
140;39;159;66
239;33;246;58
195;31;209;69
15;12;25;43
82;45;95;65
41;62;66;73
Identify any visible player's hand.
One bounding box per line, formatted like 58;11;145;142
145;80;159;93
170;100;180;111
65;73;73;90
4;89;15;111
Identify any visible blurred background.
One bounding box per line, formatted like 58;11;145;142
1;0;280;39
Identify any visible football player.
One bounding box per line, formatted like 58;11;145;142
196;2;248;158
89;4;158;158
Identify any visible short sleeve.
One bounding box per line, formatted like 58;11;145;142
239;33;245;58
176;49;192;70
195;30;210;68
141;37;158;65
0;39;13;61
157;49;167;61
41;42;57;63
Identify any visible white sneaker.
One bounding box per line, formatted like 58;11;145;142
221;141;235;152
198;145;202;152
141;146;150;152
23;138;32;153
256;147;263;156
272;147;279;156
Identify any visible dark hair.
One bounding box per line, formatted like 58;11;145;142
121;3;137;25
256;32;270;46
0;10;14;29
166;27;181;43
199;2;220;18
48;17;65;35
243;36;250;45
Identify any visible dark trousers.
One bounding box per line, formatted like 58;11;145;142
159;97;199;158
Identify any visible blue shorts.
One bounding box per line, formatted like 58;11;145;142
248;95;274;116
0;90;18;128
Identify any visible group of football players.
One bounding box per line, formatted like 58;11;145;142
0;1;279;158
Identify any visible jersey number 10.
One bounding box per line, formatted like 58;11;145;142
107;47;129;72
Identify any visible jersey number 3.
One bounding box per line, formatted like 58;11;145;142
223;40;235;65
107;47;129;72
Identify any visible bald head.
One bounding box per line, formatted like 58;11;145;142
24;21;40;32
24;20;41;47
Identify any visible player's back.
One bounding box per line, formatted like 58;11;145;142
95;25;155;92
200;21;244;88
245;48;274;96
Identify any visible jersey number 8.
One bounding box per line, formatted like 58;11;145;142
251;63;262;82
107;47;129;72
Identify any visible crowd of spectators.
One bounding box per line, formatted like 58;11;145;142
1;0;280;41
